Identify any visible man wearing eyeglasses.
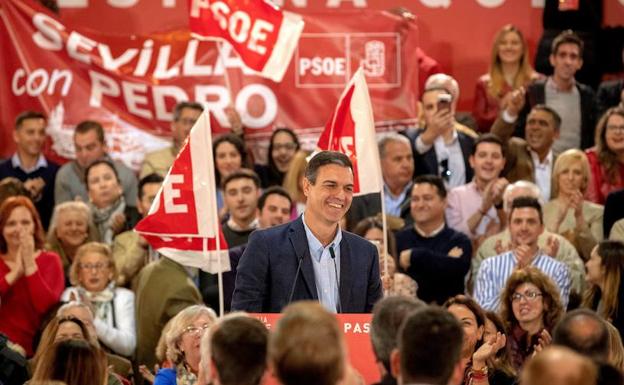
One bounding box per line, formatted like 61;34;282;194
474;196;571;311
140;101;204;178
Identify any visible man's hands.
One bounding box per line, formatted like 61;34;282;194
420;109;454;146
23;177;45;201
502;87;526;118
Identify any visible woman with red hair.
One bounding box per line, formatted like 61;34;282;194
0;196;64;356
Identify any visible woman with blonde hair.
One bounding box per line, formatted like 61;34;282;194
61;242;136;357
584;240;624;339
154;305;218;385
543;149;603;260
282;150;311;217
605;321;624;371
500;266;564;370
586;107;624;204
46;201;99;280
473;24;542;132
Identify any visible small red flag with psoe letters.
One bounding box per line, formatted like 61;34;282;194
316;67;383;196
135;110;230;274
188;0;304;82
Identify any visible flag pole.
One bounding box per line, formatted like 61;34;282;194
217;41;236;114
379;182;389;280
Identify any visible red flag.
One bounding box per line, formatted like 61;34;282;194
135;111;230;273
188;0;304;82
316;68;383;196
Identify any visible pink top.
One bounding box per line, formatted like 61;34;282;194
446;181;499;240
0;250;64;356
586;148;624;205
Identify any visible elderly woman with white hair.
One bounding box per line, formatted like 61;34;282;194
543;149;603;260
154;305;218;385
61;242;136;357
46;201;99;283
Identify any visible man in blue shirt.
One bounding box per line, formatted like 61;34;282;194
0;111;58;228
232;151;382;313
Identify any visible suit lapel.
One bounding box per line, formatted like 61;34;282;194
339;234;353;311
288;218;318;300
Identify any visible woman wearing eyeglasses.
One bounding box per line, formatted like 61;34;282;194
583;240;624;340
61;242;136;358
586;107;624;204
500;266;564;370
0;196;64;357
154;305;217;385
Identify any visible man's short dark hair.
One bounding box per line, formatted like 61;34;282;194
138;173;164;200
551;29;584;57
15;111;46;130
553;309;609;362
258;186;292;211
398;306;463;385
304;151;353;185
211;316;268;385
471;133;506;158
74;120;105;144
172;101;203;122
531;104;563;131
222;169;261;191
413;175;447;199
371;296;425;371
510;196;543;224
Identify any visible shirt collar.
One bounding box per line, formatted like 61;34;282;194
226;217;258;232
302;213;342;258
528;148;553;166
546;76;577;93
414;222;445;238
11;153;47;173
383;181;413;199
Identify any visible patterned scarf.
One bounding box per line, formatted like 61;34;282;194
176;362;198;385
90;196;125;244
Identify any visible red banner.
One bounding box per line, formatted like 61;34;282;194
0;0;421;168
253;313;379;385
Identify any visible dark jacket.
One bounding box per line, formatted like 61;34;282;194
231;216;383;313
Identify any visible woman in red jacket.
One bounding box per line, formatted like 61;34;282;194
473;24;542;132
0;196;64;356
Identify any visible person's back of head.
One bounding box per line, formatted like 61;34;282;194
269;301;345;385
31;339;107;385
391;306;463;385
211;316;268;385
553;309;610;362
371;296;425;375
521;346;597;385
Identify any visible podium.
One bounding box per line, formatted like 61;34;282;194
251;313;380;384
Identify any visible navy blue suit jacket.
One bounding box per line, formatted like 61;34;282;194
231;216;383;313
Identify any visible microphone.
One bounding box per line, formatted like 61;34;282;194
287;254;304;305
329;246;342;314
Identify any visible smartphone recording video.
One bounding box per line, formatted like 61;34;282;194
437;93;452;112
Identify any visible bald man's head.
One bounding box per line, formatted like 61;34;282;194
553;309;609;362
521;346;597;385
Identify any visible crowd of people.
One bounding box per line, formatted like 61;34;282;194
0;21;624;385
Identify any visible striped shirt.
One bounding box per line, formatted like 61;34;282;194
474;250;571;311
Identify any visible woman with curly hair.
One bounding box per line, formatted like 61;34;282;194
473;24;542;132
583;240;624;339
500;266;564;370
586;107;624;204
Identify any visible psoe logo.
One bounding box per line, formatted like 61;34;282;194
360;40;385;77
295;33;400;89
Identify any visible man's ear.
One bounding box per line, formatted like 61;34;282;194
390;348;401;381
302;177;311;198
